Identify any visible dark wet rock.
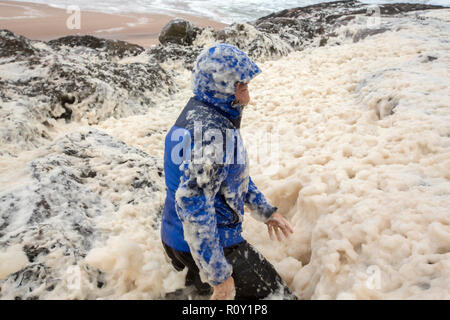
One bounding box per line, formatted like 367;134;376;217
56;94;75;122
23;245;50;263
80;169;97;178
419;54;439;63
8;263;54;296
0;129;164;299
146;43;204;70
375;3;445;15
48;35;144;59
158;18;202;46
0;29;38;59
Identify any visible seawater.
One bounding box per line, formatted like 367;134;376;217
8;0;450;23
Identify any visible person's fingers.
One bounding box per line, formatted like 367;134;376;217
283;220;294;237
274;226;282;242
267;224;273;240
267;217;295;241
278;216;294;234
280;224;290;238
287;222;294;234
283;218;294;234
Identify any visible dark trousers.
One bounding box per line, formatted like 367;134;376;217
162;240;297;300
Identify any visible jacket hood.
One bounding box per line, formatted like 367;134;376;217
192;43;261;120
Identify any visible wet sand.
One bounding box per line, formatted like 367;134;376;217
0;0;227;48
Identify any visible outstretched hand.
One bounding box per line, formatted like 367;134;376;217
265;212;294;241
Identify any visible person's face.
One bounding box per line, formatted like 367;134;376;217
235;82;250;106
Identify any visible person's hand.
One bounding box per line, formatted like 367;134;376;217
265;212;294;241
210;275;235;300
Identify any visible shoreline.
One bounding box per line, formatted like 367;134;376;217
0;0;228;48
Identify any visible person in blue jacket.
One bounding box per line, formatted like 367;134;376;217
161;43;296;300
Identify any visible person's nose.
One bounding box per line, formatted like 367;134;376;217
239;83;248;90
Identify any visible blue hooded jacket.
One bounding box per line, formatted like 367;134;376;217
161;44;277;286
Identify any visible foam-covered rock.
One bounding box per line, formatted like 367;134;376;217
189;1;445;61
0;129;164;299
146;43;204;70
252;0;445;50
0;31;176;156
48;35;144;59
0;29;38;60
214;23;293;61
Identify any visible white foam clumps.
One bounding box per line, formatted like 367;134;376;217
0;61;49;82
0;245;29;280
240;10;450;299
85;236;185;299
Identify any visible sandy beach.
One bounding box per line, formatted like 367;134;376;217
0;0;227;48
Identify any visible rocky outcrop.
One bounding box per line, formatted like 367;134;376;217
48;35;144;59
0;31;175;156
0;29;38;59
212;23;293;61
158;18;202;46
155;1;444;63
252;0;444;50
